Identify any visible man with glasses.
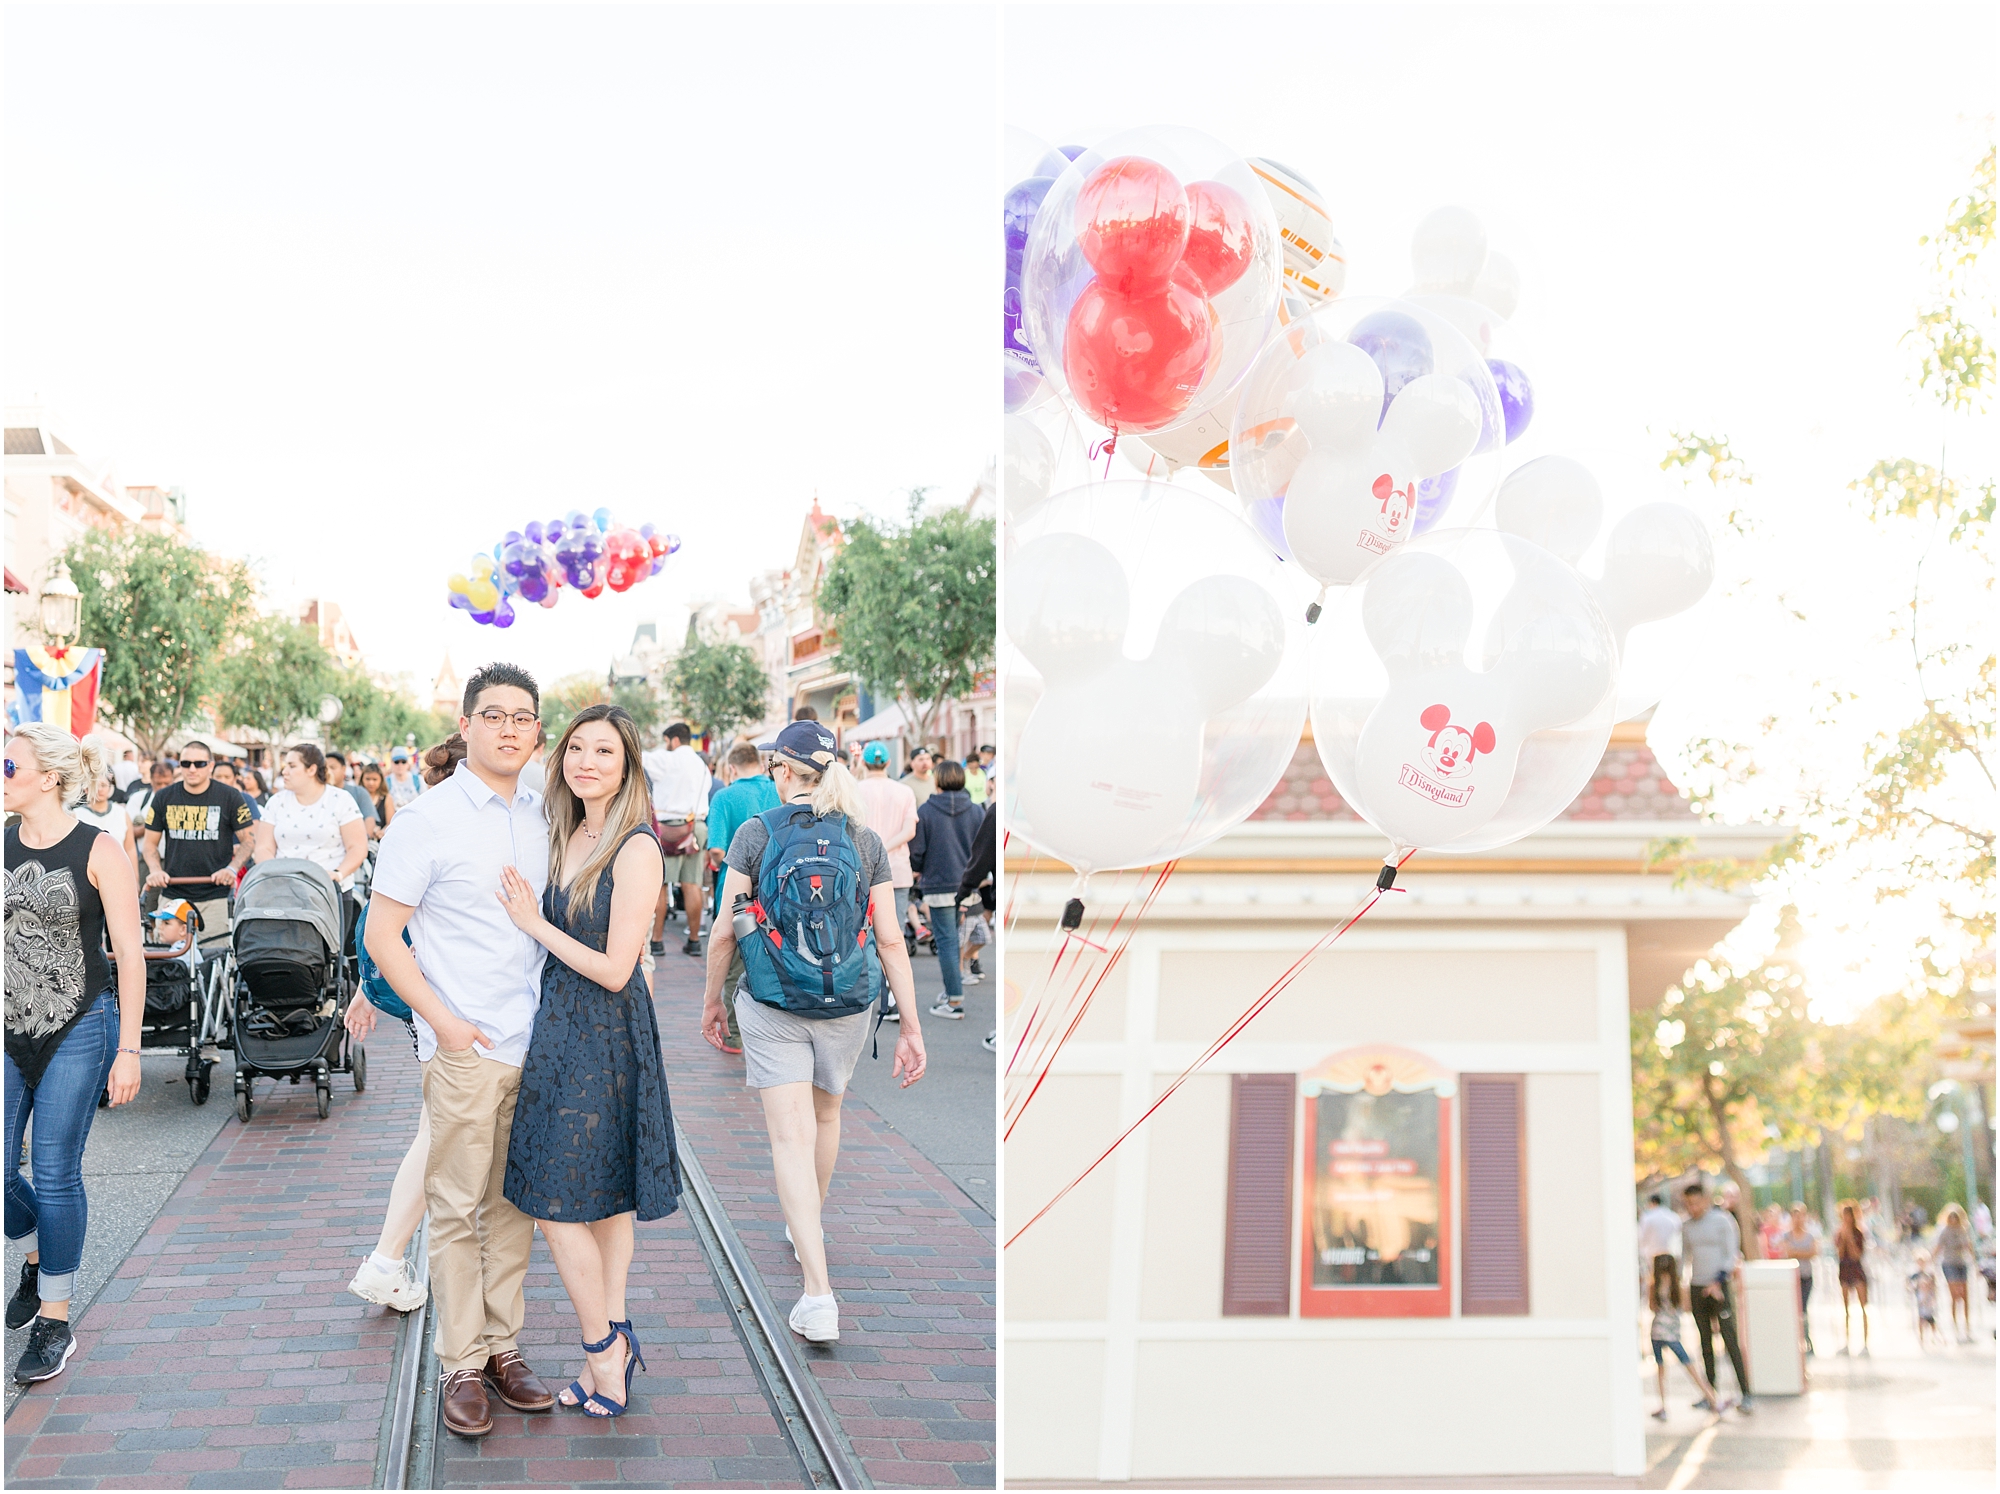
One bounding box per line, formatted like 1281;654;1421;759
361;662;554;1438
140;741;254;944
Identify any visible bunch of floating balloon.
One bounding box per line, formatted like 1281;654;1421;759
446;507;680;627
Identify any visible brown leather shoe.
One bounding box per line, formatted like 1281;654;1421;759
483;1348;555;1412
440;1367;493;1437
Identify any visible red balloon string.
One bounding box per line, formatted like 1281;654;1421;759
1003;861;1177;1141
1006;873;1125;1087
1004;849;1416;1251
1089;430;1120;478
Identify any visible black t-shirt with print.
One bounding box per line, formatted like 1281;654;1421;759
142;782;254;879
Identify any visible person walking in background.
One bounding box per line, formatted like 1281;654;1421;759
643;722;709;958
210;760;261;822
1779;1202;1820;1355
1682;1182;1753;1413
854;742;916;1024
910;759;978;1021
124;758;174;823
365;665;556;1438
1934;1203;1976;1342
704;741;780;1055
112;748;141;795
496;704;682;1418
4;726;147;1385
254;744;368;965
1910;1251;1943;1347
73;768;137;871
1637;1191;1682;1280
386;745;424;807
236;765;269;809
1648;1255;1725;1419
701;719;925;1345
323;752;381;834
357;761;396;839
963;750;988;806
139;740;253;943
1835;1201;1871;1355
901;746;936;808
342;735;467;1316
957;801;997;1051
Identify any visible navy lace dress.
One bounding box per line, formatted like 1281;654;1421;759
504;828;682;1223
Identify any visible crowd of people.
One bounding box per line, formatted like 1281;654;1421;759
1634;1180;1995;1423
4;666;996;1433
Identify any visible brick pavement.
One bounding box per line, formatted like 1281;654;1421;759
649;953;997;1490
3;1028;420;1490
4;949;996;1490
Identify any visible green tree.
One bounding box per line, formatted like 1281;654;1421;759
323;664;444;756
665;638;769;744
64;527;252;758
818;494;995;744
209;614;335;755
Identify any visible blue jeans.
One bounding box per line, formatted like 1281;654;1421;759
5;991;118;1303
927;897;963;1000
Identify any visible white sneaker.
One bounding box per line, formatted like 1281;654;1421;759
929;999;965;1020
962;968;984;985
347;1255;426;1312
789;1294;839;1343
784;1223;828;1261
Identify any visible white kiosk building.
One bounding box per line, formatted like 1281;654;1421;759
1005;723;1780;1484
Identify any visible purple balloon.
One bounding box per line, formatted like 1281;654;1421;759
638;521;655;539
524;520;544;545
1005;177;1054;277
1241;494;1295;562
1350;311;1434;422
448;591;473;611
1413;467;1459;535
491;597;516;628
1034;145;1087;178
517;569;547;603
1488;359;1535;444
470;608;494;625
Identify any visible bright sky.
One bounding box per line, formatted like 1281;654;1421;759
6;3;995;692
1007;1;1996;1017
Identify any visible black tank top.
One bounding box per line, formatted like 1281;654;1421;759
4;818;114;1085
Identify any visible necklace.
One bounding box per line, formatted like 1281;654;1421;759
578;823;601;841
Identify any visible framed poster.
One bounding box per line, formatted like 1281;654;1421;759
1298;1046;1456;1318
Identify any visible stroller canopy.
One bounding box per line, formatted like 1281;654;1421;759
235;858;343;959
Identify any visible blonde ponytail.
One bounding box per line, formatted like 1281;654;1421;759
798;759;868;829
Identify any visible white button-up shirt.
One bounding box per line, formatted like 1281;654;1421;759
643;742;710;820
369;759;549;1068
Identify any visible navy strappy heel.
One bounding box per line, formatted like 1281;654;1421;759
559;1327;631;1418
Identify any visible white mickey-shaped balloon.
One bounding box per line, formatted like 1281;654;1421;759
1410;206;1489;296
1493;456;1715;717
1280;339;1482;598
1346;540;1615;850
1008;531;1287;873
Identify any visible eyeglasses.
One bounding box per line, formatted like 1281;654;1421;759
472;709;540;731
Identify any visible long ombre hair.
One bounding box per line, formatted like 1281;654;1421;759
546;704;653;915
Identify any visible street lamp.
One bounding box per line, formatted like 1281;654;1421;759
37;559;81;647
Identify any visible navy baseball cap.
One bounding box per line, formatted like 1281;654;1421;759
758;719;838;773
861;742;889;766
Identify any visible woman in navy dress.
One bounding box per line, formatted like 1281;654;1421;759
497;704;680;1419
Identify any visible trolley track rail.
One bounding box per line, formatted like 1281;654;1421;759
373;1123;863;1489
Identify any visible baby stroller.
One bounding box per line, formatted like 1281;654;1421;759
120;901;229;1105
229;858;364;1121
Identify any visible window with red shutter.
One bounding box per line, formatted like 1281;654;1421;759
1460;1073;1528;1316
1223;1073;1295;1316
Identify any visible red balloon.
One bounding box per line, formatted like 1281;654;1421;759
1075;156;1189;295
581;557;607;599
607;564;635;593
1062;269;1212;432
1181;180;1254;296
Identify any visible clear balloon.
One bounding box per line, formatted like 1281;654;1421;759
1248;157;1344;303
1003;479;1310;879
1020;127;1282;438
1310;528;1618;853
1229;296;1504;602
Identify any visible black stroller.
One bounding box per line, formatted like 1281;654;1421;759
229;858;365;1121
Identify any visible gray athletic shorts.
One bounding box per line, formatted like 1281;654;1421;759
736;994;875;1094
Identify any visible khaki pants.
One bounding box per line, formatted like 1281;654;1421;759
422;1046;534;1374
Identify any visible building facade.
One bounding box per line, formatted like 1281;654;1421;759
1004;723;1781;1484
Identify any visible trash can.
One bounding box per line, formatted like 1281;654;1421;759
1740;1259;1805;1396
